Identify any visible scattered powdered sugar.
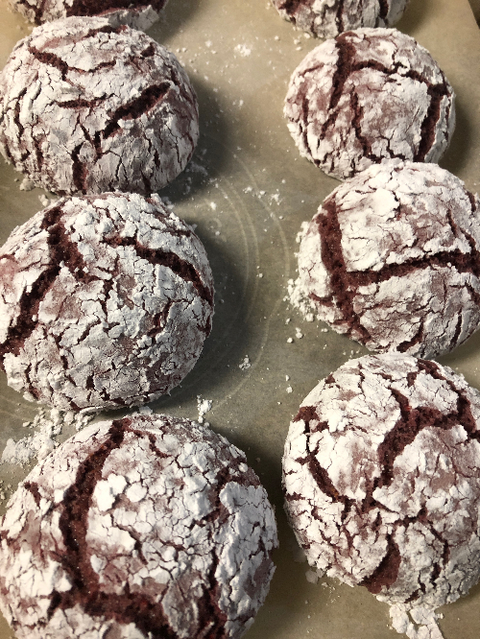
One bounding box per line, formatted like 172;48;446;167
390;604;444;639
286;220;317;321
287;276;316;320
1;409;92;466
234;43;252;57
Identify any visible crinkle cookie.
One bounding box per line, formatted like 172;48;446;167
0;17;199;196
0;413;278;639
271;0;409;39
284;28;455;180
283;353;480;636
9;0;168;30
290;160;480;359
0;192;214;412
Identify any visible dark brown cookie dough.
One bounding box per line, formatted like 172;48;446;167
283;353;480;635
0;413;278;639
271;0;409;39
0;16;199;195
0;192;214;412
284;28;455;180
289;160;480;358
9;0;168;30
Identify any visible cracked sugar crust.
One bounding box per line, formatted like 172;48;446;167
271;0;409;39
0;191;214;412
284;28;455;180
0;16;199;196
0;414;278;639
290;160;480;359
8;0;168;30
282;353;480;612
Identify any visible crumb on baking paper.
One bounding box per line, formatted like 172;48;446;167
196;396;213;424
234;43;252;57
239;356;251;371
38;193;57;207
19;177;34;191
305;569;320;584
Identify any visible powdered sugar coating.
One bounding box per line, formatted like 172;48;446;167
290;160;480;358
271;0;409;39
8;0;168;30
282;353;480;612
0;17;199;195
0;413;278;639
284;28;455;180
0;192;214;411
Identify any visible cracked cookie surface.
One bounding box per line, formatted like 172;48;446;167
290;160;480;358
0;192;214;411
271;0;409;39
282;353;480;613
8;0;168;30
0;413;278;639
284;28;455;180
0;16;199;195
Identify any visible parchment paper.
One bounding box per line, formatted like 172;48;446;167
0;1;480;638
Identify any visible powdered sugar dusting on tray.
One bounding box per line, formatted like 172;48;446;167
1;409;92;466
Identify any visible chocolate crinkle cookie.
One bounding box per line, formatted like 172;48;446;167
284;28;455;180
8;0;168;30
0;16;199;196
0;413;278;639
0;192;214;412
271;0;409;39
289;160;480;359
283;353;480;638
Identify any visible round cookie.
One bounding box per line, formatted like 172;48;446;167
0;192;214;412
0;17;199;196
0;413;278;639
284;28;455;180
271;0;409;39
289;160;480;359
8;0;168;30
283;353;480;626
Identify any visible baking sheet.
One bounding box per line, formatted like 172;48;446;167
1;0;480;637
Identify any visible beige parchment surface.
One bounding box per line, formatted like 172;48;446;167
0;1;480;638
